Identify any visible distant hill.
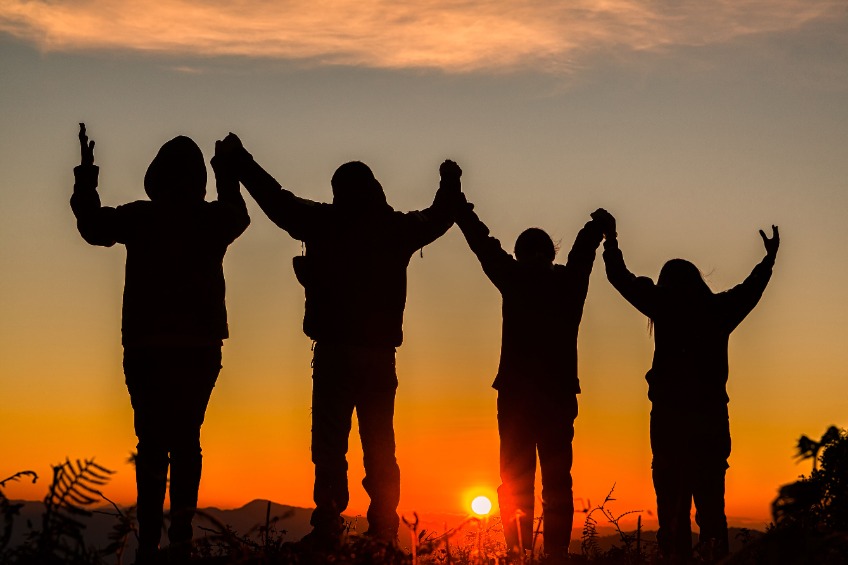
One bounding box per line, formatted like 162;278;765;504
6;500;761;557
6;499;365;556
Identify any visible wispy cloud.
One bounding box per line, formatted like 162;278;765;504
0;1;842;72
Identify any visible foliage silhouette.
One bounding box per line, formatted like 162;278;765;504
580;484;649;564
1;471;38;552
726;426;848;564
0;458;122;565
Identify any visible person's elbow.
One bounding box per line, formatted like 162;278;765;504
78;226;116;247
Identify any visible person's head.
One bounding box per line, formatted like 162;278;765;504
144;136;206;202
514;228;556;266
657;259;712;296
331;161;388;210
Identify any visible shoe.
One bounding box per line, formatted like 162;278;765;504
363;526;399;545
166;539;192;563
132;545;161;565
297;527;344;553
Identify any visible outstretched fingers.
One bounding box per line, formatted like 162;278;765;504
760;224;780;257
78;123;95;166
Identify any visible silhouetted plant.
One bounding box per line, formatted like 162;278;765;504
1;458;117;565
726;426;848;564
795;425;841;472
39;458;114;559
580;485;649;564
774;426;848;532
95;494;136;564
1;471;39;552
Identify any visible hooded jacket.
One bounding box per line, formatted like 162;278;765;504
603;238;774;408
454;201;604;397
71;136;250;346
236;157;456;347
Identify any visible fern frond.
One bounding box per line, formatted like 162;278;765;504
38;457;115;561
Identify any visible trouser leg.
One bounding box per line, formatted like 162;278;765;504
693;464;728;561
537;395;577;557
125;348;169;557
358;381;400;539
651;406;695;562
125;346;221;559
134;446;169;556
167;348;220;546
497;394;536;555
310;347;355;535
652;461;693;561
693;416;731;562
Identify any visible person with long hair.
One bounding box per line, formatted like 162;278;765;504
599;215;779;562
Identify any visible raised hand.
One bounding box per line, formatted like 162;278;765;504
440;159;462;180
590;208;616;239
78;122;95;166
215;132;245;159
759;225;780;258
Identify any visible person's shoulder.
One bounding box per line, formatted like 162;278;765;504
117;200;153;214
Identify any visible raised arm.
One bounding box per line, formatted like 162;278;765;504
600;213;659;319
70;123;126;246
401;159;461;253
719;225;779;331
452;187;515;290
562;208;605;291
215;133;326;241
209;138;250;244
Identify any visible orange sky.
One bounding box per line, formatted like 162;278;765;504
2;0;847;532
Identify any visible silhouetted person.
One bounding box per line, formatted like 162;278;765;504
451;187;607;560
600;215;779;563
213;134;459;548
70;124;249;564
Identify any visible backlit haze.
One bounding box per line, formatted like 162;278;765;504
1;0;847;531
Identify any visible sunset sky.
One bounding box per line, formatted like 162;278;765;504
1;0;847;532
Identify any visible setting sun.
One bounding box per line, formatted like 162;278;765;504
471;495;493;516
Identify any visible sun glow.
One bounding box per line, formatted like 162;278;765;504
471;495;492;516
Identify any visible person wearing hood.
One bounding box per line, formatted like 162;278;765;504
213;133;459;548
449;186;607;562
600;213;779;562
70;124;250;564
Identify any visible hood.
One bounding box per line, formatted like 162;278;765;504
144;136;207;202
331;161;390;212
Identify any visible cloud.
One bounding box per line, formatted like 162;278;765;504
0;0;842;72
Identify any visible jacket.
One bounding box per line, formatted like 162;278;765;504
70;136;250;346
238;157;456;347
603;238;774;407
455;202;603;396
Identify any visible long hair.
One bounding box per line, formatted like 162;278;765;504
649;258;713;334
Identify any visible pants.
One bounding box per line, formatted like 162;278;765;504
123;345;221;553
497;391;578;556
650;404;731;562
309;343;401;540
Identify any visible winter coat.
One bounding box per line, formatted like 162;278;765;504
238;158;456;347
70;136;250;346
602;239;774;409
454;203;604;397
